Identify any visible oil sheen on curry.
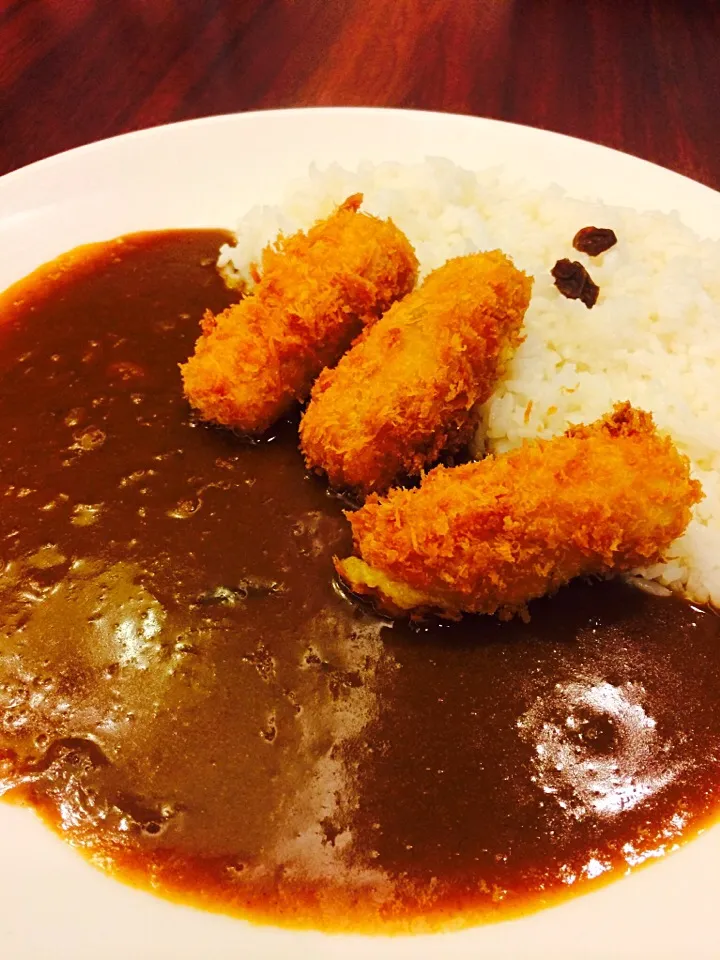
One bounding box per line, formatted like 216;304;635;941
1;231;719;933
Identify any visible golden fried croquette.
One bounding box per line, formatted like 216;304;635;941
181;195;418;434
299;251;532;495
335;403;702;620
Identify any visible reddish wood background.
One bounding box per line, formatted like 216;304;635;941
1;0;719;187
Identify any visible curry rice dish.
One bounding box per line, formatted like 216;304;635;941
1;168;719;933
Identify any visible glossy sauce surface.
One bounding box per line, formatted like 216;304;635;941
1;231;720;933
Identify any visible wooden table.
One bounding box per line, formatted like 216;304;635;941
2;0;719;188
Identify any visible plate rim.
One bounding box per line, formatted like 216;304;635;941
1;103;720;960
2;105;719;202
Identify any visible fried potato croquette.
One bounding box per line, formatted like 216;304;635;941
335;403;702;620
181;195;418;434
299;252;532;495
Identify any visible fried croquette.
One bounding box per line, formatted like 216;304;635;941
335;403;702;620
299;251;532;495
181;195;418;434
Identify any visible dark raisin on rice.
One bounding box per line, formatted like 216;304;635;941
551;258;600;309
573;226;618;256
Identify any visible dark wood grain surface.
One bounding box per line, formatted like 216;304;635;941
1;0;719;188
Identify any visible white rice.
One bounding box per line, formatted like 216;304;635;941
218;159;720;607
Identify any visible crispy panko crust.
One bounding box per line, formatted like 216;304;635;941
180;195;418;434
299;251;532;495
335;403;703;620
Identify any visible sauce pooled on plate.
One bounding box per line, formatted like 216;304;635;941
1;231;719;932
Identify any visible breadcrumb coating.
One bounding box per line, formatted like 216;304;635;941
335;403;703;619
299;251;532;495
181;195;418;434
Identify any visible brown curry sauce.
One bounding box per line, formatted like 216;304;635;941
1;230;719;933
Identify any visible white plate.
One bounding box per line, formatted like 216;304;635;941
1;108;719;960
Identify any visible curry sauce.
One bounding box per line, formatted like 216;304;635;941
1;231;719;933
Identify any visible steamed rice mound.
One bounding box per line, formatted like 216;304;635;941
220;159;720;607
